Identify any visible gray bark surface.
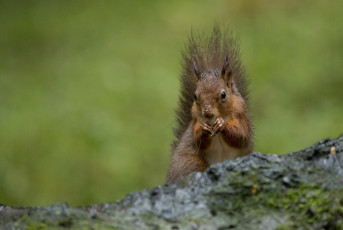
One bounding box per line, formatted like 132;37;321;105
1;135;343;229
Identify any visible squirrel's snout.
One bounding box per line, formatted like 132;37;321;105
203;107;214;119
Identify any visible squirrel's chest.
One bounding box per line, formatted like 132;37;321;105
203;135;241;165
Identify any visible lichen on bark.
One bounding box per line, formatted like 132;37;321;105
1;135;343;229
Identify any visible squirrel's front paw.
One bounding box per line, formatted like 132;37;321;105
212;117;225;135
200;121;213;135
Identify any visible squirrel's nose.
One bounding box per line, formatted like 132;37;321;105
203;108;214;119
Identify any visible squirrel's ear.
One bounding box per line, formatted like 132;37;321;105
221;54;233;86
192;58;201;80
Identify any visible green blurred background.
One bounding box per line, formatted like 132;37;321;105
1;0;342;206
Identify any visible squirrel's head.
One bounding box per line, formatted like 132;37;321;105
192;55;234;124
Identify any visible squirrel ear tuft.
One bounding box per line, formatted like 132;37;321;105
221;54;232;83
192;58;201;79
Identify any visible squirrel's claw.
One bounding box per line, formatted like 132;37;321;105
200;122;213;135
212;117;225;134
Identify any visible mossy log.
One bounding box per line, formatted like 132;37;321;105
1;135;343;229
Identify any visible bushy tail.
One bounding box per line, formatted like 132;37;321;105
172;26;249;150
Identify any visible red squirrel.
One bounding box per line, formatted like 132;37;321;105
166;27;254;183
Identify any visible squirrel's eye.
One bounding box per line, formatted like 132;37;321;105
193;94;197;101
221;91;226;100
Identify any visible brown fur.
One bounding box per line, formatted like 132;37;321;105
221;95;253;149
192;121;212;150
167;26;254;183
166;123;210;183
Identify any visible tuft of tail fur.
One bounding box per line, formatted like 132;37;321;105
172;26;250;150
